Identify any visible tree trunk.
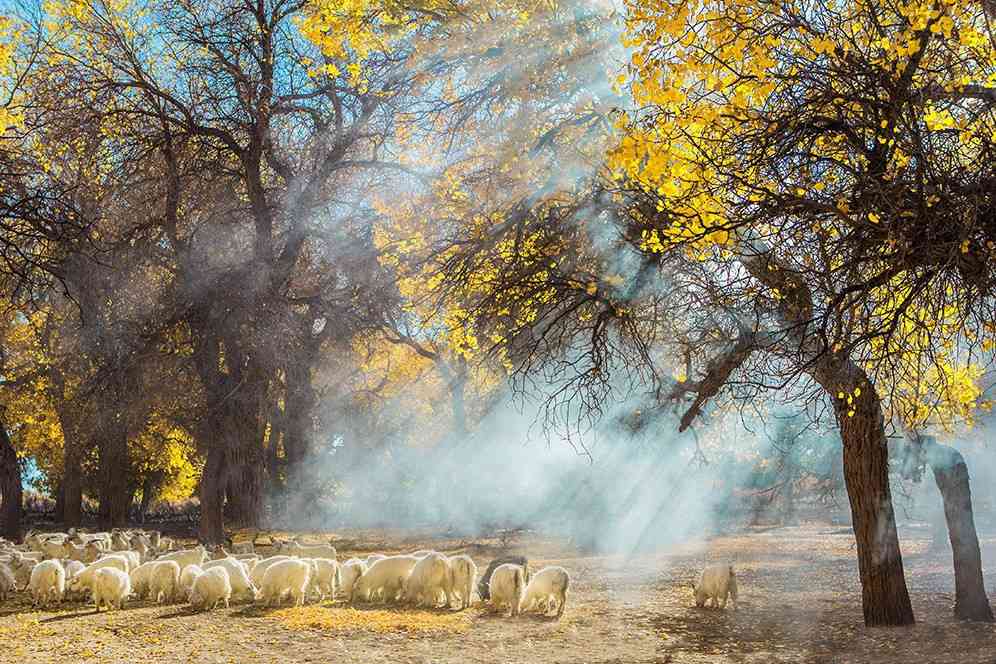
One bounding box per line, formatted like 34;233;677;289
199;446;226;544
62;445;83;528
836;386;915;627
283;362;315;488
923;438;993;622
0;423;23;542
98;426;130;529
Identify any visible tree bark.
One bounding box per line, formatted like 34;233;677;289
283;362;315;489
62;444;83;528
923;438;993;622
835;382;915;627
0;422;23;542
199;445;226;544
98;425;131;529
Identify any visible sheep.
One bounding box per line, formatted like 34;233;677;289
202;558;255;602
7;552;38;590
110;550;141;572
226;534;258;555
0;563;16;600
62;540;102;564
129;561;159;599
449;554;478;609
277;537;337;560
489;563;525;617
249;555;292;588
402;553;453;608
62;560;86;600
339;558;367;599
156;545;206;570
306;558;339;602
365;553;386;566
28;560;66;608
521;566;570;618
256;558;311;607
179;564;203;599
92;567;131;611
478;555;529;600
148;560;182;604
68;555;131;597
38;538;69;561
351;555;419;604
189;566;232;611
693;563;738;610
110;532;132;551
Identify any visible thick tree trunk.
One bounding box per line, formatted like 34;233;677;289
199;446;226;544
62;445;83;528
98;427;131;529
836;388;915;627
0;423;23;542
923;438;993;622
283;362;315;488
222;391;266;528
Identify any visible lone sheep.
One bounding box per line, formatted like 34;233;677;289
693;563;738;610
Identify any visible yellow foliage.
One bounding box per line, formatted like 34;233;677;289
271;605;471;634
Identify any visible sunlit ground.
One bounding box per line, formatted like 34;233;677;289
2;524;995;663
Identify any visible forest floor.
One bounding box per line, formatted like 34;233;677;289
2;523;995;663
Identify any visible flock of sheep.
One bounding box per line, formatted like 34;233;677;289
0;529;577;619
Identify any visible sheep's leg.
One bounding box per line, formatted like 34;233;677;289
555;593;566;619
720;591;728;609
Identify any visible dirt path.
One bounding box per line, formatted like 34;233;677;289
2;525;995;663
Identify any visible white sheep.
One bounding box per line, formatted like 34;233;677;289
489;563;525;617
129;561;158;599
351;555;418;604
339;558;367;599
202;558;255;602
257;558;311;607
111;550;141;572
62;540;102;563
693;563;738;610
38;538;69;561
249;555;292;588
448;554;478;609
7;553;37;591
28;560;66;608
156;545;206;570
521;566;570;618
306;558;338;602
277;538;337;560
148;560;182;604
92;567;131;611
189;566;231;611
179;564;204;599
0;562;16;600
403;552;453;608
68;555;131;597
62;560;86;600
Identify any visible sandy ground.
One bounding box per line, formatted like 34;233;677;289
2;524;996;663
